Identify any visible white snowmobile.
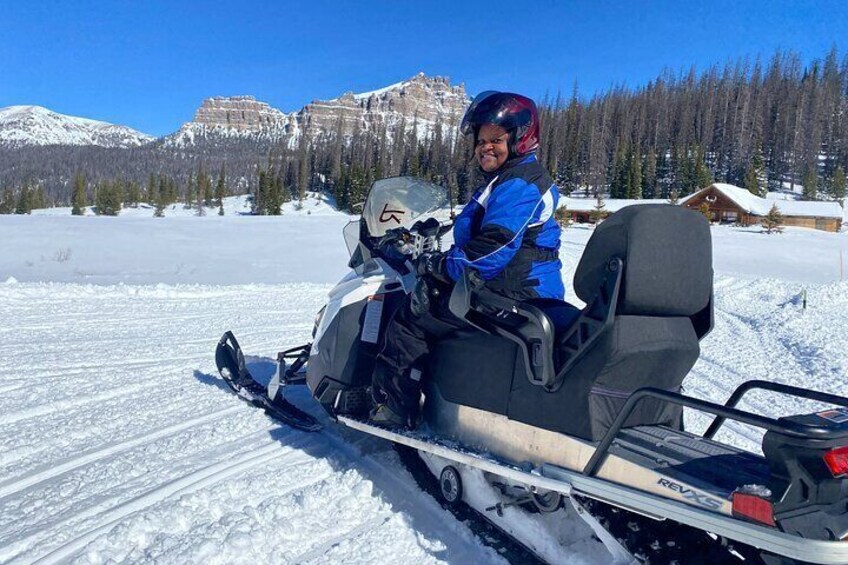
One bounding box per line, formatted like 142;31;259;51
216;176;848;564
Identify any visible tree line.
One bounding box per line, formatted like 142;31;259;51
2;47;847;214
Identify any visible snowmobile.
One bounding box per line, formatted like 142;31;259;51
216;176;848;564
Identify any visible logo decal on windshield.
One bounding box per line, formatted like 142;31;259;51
379;203;405;224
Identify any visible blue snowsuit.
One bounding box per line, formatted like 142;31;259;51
445;154;564;300
372;154;565;421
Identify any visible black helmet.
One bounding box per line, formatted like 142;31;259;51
460;91;540;156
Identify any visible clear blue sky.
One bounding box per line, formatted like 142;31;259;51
1;0;845;137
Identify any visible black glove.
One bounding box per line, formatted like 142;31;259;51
415;252;450;284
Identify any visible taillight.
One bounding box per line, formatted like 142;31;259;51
824;446;848;477
732;492;776;527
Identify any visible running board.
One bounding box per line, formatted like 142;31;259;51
338;416;576;497
338;416;848;565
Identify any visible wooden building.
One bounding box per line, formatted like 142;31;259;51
559;198;655;224
681;183;843;232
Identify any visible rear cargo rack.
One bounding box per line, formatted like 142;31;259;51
584;384;848;477
702;379;848;439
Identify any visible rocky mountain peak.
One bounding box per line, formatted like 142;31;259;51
298;73;469;137
192;95;289;132
168;73;469;148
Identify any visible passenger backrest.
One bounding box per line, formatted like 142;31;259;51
509;205;715;440
574;204;712;320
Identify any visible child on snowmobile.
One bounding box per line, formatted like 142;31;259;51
370;91;564;428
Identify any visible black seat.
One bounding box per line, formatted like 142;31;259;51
433;204;714;441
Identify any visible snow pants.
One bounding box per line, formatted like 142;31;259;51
372;288;465;420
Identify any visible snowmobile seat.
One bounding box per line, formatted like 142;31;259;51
438;204;714;441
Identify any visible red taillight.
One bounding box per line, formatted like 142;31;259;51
732;492;776;527
824;446;848;477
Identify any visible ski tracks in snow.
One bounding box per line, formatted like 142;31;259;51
686;275;848;451
0;283;504;564
3;276;847;563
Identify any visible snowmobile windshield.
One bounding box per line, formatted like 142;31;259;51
342;220;372;269
362;177;449;238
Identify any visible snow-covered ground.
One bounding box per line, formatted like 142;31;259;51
2;203;848;564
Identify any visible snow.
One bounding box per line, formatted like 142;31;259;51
14;195;353;285
2;205;848;563
351;80;409;101
0;105;153;148
561;196;657;213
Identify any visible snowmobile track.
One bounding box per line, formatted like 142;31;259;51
394;444;547;565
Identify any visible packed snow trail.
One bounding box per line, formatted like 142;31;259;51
2;214;848;563
2;274;847;563
0;283;515;564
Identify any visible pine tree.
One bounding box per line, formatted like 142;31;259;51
802;168;818;200
692;146;713;194
0;187;14;214
745;164;761;197
158;174;169;208
184;171;195;209
154;180;166;217
147;173;157;205
214;164;226;208
32;185;47;210
750;141;767;196
342;164;367;210
94;180;121;215
554;204;571;228
195;180;206;216
201;167;213;206
112;179;124;210
266;169;283;215
610;142;629;198
167;176;178;205
627;147;642;199
72;172;87;215
828;166;846;202
589;190;607;224
15;185;31;214
125;181;141;207
762;203;784;234
641;149;658;199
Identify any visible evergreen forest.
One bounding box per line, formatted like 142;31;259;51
1;48;847;215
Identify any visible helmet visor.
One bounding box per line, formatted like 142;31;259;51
460;91;499;135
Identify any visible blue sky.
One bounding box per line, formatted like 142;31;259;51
1;0;846;137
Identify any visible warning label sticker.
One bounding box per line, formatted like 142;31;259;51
817;408;848;424
361;295;384;344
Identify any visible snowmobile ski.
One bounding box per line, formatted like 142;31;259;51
215;331;321;432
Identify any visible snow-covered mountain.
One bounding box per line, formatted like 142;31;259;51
162;73;469;148
1;74;466;151
0;105;154;148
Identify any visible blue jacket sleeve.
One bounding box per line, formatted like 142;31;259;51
444;178;545;281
